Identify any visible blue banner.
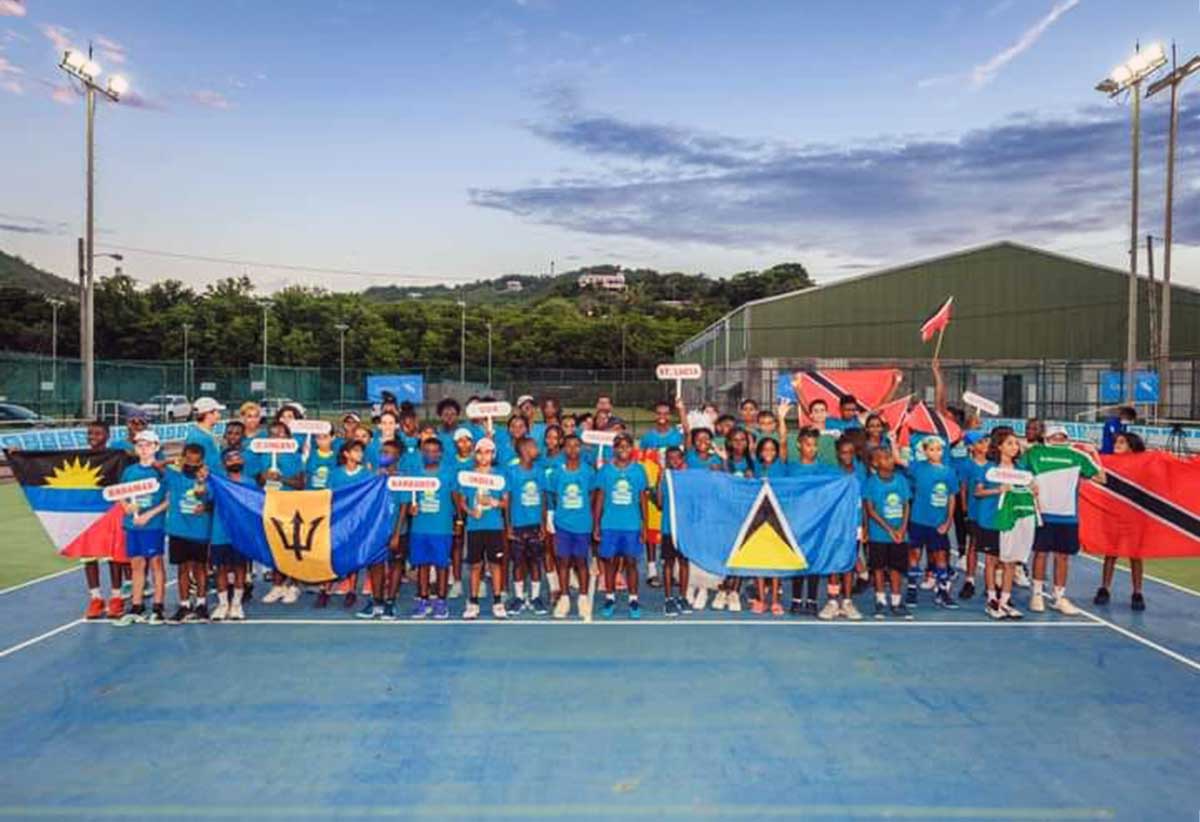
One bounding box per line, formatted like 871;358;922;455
666;470;860;577
208;474;396;582
366;374;424;404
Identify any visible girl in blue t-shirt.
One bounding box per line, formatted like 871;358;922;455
894;436;959;610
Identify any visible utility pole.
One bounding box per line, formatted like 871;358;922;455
335;322;349;409
457;300;467;386
1147;48;1200;413
182;323;191;398
76;238;84;369
486;321;493;390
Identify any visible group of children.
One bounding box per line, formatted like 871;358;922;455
66;376;1150;625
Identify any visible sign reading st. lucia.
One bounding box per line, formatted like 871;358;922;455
665;470;859;577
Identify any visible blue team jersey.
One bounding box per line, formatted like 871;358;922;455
973;461;1004;529
836;459;869;490
306;449;338;490
398;431;421;455
506;463;546;529
209;469;256;545
163;466;211;541
907;460;957;527
1100;417;1126;454
659;470;675;537
435;428;460;457
409;465;459;536
760;460;790;480
863;473;911;542
596;462;648;532
120;463;166;531
261;451;302;491
639;427;684;460
962;459;988;521
686;450;723;471
825;417;862;432
540;452;565;487
184;425;224;470
462;471;506;532
550;463;594;535
726;456;754;478
787;459;833;477
330;464;371;489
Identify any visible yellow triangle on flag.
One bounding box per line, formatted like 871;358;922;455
728;520;807;571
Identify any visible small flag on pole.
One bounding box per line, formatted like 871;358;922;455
920;297;954;343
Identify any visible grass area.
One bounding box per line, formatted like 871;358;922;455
1112;557;1200;593
0;483;73;589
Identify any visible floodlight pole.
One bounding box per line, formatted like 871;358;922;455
1125;81;1140;406
335;322;349;409
182;322;191;398
457;300;466;386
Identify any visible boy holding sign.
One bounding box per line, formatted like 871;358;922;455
593;433;650;620
404;438;458;620
457;438;510;620
114;431;169;626
165;443;212;623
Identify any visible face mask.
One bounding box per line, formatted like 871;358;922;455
182;464;199;477
378;454;398;468
226;462;244;474
423;454;439;466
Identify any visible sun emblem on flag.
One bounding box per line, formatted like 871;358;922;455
43;457;104;489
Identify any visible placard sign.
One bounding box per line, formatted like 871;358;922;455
962;391;1000;416
103;477;160;502
985;467;1034;486
465;401;512;420
656;363;702;398
387;475;441;502
457;471;506;491
289;419;332;436
251;437;298;473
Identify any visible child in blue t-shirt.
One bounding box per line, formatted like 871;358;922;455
457;438;509;621
895;436;959;610
549;434;595;621
164;443;212;623
114;430;169;626
305;431;339;491
593;434;649;620
208;446;258;622
656;446;692;618
505;437;548;616
863;447;912;619
406;437;459;620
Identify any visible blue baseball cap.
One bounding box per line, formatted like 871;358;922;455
964;431;987;445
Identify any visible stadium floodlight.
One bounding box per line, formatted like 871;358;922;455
58;44;129;418
335;322;350;408
1095;43;1168;405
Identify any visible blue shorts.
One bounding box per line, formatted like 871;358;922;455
557;530;591;560
1034;521;1080;555
409;532;453;569
599;529;641;560
209;544;244;566
908;522;950;552
124;528;164;559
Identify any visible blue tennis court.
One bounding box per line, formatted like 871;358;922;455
1;556;1197;821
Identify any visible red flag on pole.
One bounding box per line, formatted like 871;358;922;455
1080;452;1200;559
920;297;954;343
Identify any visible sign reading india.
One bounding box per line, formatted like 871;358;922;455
103;477;160;502
288;419;332;436
458;471;506;491
251;438;299;454
581;430;618;446
655;363;703;380
466;401;511;419
387;476;441;493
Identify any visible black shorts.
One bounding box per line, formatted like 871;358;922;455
868;541;909;574
953;507;969;551
660;534;680;562
1034;522;1080;555
466;530;505;565
510;527;543;565
168;536;208;565
976;527;1000;556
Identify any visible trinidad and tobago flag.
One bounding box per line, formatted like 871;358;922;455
874;395;962;447
1080;452;1200;559
786;369;902;415
920;296;954;343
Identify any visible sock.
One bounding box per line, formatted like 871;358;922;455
232;587;243;605
1032;580;1045;597
513;580;525;599
889;592;901;606
1000;591;1011;607
131;603;145;614
546;569;559;591
217;590;228;606
792;596;803;605
152;603;164;614
935;567;950;593
875;592;886;605
1054;586;1066;600
530;580;541;598
493;594;501;604
630;595;639;604
469;596;479;605
605;593;615;603
89;587;102;599
906;568;920;591
646;561;658;579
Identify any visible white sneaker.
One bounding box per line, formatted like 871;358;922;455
1051;595;1081;616
448;580;462;599
492;602;508;620
1029;593;1045;613
281;584;301;604
577;594;593;623
818;599;841;620
211;601;229;622
841;599;863;621
954;555;967;571
228;601;245;621
262;584;286;604
726;593;742;612
692;587;709;611
462;602;480;620
1001;602;1023;620
553;595;570;619
920;576;936;591
1015;565;1032;588
712;590;728;610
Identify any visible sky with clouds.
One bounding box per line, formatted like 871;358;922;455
1;0;1199;292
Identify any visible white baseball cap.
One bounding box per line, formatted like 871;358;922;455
1044;424;1069;440
134;430;160;445
453;427;474;442
516;394;535;407
193;397;221;415
474;437;496;452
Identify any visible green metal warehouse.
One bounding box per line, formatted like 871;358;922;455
675;242;1200;420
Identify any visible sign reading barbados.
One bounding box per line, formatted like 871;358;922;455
666;470;860;577
208;474;395;583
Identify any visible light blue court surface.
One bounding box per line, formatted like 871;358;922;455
1;557;1198;821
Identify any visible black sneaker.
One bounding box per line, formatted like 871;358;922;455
959;579;976;600
244;582;254;603
905;586;918;606
789;599;804;616
1093;587;1111;606
935;590;960;610
647;575;662;589
852;577;870;595
890;603;913;620
1131;592;1146;612
168;606;190;624
873;600;887;620
191;604;210;622
805;599;819;616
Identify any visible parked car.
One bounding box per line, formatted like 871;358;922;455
141;394;191;422
0;402;51;425
97;400;154;425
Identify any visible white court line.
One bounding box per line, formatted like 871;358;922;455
1079;607;1200;674
144;617;1105;628
0;618;84;659
1078;553;1200;599
0;566;79;596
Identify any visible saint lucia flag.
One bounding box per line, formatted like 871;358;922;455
665;470;860;577
208;474;396;583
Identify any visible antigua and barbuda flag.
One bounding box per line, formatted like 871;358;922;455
665;470;859;577
5;448;131;559
207;474;396;583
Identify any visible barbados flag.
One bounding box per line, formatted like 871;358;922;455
665;470;860;577
6;448;131;558
208;475;395;583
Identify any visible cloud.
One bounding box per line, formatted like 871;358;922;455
190;89;231;110
0;213;68;235
971;0;1080;87
50;83;75;104
0;0;25;17
95;35;126;65
39;23;72;53
471;94;1200;260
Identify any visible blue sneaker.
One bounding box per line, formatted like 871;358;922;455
664;598;679;617
381;601;397;621
602;598;616;619
409;598;429;619
355;600;378;620
505;597;524;616
905;586;918;606
629;600;641;620
431;598;450;620
677;595;693;614
530;596;548;615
